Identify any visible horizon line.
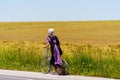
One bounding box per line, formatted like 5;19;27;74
0;20;120;23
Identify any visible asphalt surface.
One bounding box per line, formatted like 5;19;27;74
0;69;119;80
0;75;41;80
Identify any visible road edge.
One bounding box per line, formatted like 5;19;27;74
0;69;118;80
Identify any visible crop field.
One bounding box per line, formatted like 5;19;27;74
0;21;120;44
0;21;120;79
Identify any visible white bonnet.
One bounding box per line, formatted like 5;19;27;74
48;28;54;34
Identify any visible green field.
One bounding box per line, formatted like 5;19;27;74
0;21;120;79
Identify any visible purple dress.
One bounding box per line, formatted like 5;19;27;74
46;35;62;67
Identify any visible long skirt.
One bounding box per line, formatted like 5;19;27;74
50;44;62;68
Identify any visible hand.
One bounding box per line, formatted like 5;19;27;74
42;46;46;48
43;43;49;48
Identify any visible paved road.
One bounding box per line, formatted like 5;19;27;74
0;69;118;80
0;75;41;80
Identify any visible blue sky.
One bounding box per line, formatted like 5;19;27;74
0;0;120;22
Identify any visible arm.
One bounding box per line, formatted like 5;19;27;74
43;36;50;48
43;42;49;48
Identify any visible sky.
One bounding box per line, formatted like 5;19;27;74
0;0;120;22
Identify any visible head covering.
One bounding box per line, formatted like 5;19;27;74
48;28;54;35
